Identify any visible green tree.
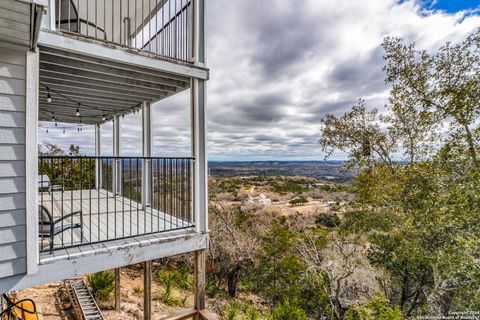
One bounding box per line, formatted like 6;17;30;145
271;299;308;320
345;292;403;320
254;222;303;309
319;29;480;317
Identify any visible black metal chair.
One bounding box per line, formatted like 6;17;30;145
38;205;83;252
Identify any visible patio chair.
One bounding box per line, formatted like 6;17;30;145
38;205;83;252
38;175;63;194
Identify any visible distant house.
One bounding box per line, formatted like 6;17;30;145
0;0;210;318
241;194;272;212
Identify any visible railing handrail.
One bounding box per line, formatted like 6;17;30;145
48;0;192;63
38;154;194;253
39;155;195;160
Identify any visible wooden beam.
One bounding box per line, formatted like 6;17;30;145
40;69;181;94
160;309;219;320
37;31;209;80
39;63;179;93
40;72;171;96
160;309;197;320
194;250;206;318
39;53;188;89
0;231;208;293
198;310;220;320
115;268;121;312
39;87;140;105
40;46;190;83
40;78;162;101
143;261;152;320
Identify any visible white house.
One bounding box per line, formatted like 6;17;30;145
0;0;209;318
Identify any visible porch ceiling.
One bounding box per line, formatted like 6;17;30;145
38;45;190;124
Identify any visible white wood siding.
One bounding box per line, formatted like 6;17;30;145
0;47;27;279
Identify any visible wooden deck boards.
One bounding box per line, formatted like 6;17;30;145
39;188;193;253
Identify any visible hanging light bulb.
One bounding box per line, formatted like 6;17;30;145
76;104;80;117
47;89;52;103
102;112;106;121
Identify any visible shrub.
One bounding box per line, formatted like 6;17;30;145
87;271;115;301
315;213;340;228
132;286;143;297
289;196;308;206
271;299;308;320
224;301;241;320
344;292;403;320
156;269;192;290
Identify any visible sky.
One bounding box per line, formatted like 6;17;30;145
39;0;480;161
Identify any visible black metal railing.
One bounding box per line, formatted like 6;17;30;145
53;0;192;62
38;156;194;253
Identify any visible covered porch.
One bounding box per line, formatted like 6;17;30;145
35;34;203;261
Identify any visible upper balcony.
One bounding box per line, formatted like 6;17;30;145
42;0;193;63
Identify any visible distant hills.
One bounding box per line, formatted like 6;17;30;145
208;161;354;183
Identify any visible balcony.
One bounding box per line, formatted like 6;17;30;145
38;156;195;261
44;0;192;63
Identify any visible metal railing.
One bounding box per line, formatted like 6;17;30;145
38;156;194;253
52;0;192;62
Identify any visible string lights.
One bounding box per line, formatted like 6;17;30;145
40;83;142;124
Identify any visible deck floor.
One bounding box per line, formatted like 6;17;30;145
39;189;193;253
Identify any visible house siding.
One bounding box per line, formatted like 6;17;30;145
0;47;27;278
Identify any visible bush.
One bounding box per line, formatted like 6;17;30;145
315;213;340;228
271;299;308;320
156;268;192;290
289;196;308;206
345;292;403;320
87;271;115;301
132;286;143;297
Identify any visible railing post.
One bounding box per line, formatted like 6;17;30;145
190;0;205;66
113;115;122;195
95;123;102;189
142;101;152;208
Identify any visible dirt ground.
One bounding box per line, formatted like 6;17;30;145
16;267;197;320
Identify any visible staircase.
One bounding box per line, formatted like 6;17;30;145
66;279;105;320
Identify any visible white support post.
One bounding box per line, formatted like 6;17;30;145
95;123;102;189
26;49;39;275
191;0;207;234
113;115;121;195
142;102;152;208
191;79;207;233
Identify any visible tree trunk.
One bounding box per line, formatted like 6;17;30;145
227;269;240;298
463;123;479;168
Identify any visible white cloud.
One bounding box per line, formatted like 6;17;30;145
40;0;480;160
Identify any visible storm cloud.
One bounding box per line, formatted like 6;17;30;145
40;0;480;160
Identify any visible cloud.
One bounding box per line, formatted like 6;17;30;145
40;0;480;160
